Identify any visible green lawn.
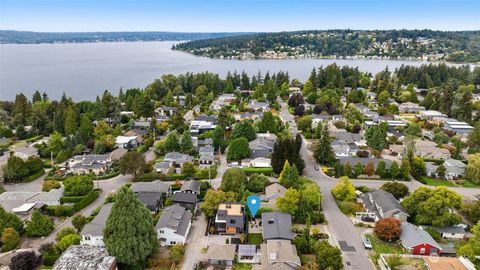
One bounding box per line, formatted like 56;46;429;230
248;233;263;245
458;179;480;188
420;176;456;187
233;263;252;270
365;234;404;254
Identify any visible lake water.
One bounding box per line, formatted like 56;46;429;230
1;41;437;101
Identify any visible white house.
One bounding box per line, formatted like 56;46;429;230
156;205;192;246
80;203;113;247
249;157;271;168
115;135;138;149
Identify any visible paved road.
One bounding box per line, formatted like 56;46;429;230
278;99;374;269
301;138;375;270
182;212;208;270
208;152;228;189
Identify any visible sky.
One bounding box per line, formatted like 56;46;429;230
1;0;479;32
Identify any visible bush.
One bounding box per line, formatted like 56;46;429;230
243;167;273;176
24;169;45;182
58;234;81;252
55;227;77;242
196;166;218;179
72;214;88;232
134;171;161;182
425;227;441;241
64;176;94;196
74;190;100;212
54;205;76;217
9;251;42;270
338;201;364;216
42;180;60;192
44;205;75;217
25;210;54;237
56;150;72;163
42;254;60;266
1;227;20;252
60;195;85;204
380;182;409;199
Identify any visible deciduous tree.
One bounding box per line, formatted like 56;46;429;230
221;168;247;192
332;176;356;202
26;210;54;237
118;151;146;179
374;218;401;241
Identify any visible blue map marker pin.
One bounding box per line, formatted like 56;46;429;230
247;195;261;217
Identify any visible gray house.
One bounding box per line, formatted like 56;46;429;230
215;203;245;234
359;189;408;222
180;180;201;195
172;192;197;211
249;133;277;159
261;212;294;240
131;180;172;212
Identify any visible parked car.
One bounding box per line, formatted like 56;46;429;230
361;216;375;222
362;236;372;249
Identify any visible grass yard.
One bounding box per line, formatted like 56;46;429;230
420;176;456;187
365;234;404;254
458;179;480;188
233;263;252;270
248;233;263;245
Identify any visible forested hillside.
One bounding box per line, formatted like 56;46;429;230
173;30;480;63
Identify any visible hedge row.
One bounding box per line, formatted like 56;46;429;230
45;189;101;217
74;189;100;212
24;169;45;182
60;195;85;204
243;167;273;175
26;135;43;143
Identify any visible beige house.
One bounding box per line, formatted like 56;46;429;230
254;240;301;269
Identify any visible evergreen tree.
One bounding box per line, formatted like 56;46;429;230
32;91;42;103
78;114;94;144
164;90;175;106
231;120;256;141
26;210;54;237
390;161;400;179
64;105;77;135
212;126;225;152
180;130;194;154
278;160;300;189
164;132;180;152
13;93;31;126
104;186;157;266
314;125;335;165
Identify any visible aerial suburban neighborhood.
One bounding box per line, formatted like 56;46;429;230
1;62;480;270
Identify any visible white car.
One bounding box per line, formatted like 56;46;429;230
362;236;372;249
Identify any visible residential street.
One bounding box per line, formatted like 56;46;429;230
278;99;374;269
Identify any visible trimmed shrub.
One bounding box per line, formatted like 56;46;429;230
64;176;94;196
24;169;45;182
60;196;85;204
243;167;273;176
74;190;100;212
42;180;60;192
1;227;20;252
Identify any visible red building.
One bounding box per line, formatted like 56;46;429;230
400;222;442;255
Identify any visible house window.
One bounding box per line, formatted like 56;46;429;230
170;241;176;245
159;230;164;234
84;236;91;241
420;248;425;254
230;219;236;224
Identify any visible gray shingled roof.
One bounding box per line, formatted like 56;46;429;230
173;192;197;204
338;157;392;168
156;205;192;236
359;190;407;217
180;180;201;193
400;222;442;250
131;180;170;193
262;212;294;240
81;203;113;236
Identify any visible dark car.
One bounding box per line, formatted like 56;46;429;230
361;216;375;222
